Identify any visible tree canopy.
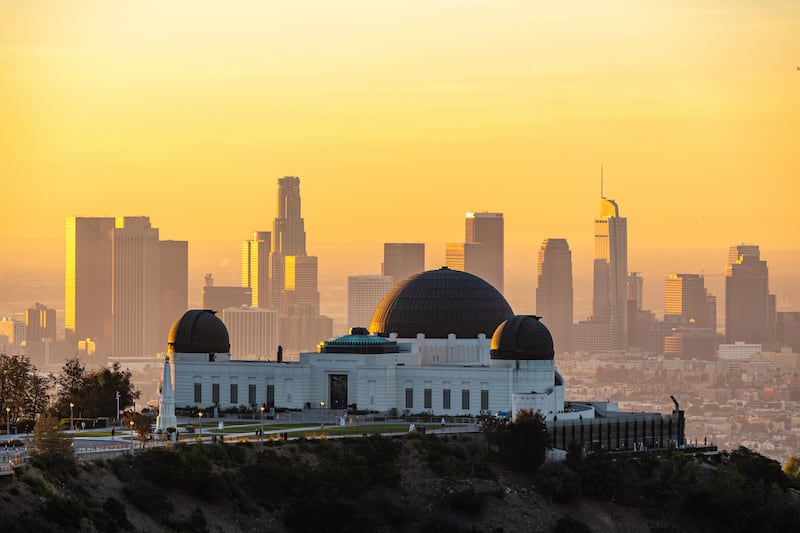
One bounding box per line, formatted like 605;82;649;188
55;357;140;421
0;353;51;424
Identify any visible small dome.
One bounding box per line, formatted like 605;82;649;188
168;310;230;354
318;327;400;354
369;267;514;339
490;315;554;360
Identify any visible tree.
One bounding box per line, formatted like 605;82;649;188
29;413;75;471
0;353;49;425
508;409;548;473
123;410;152;448
784;456;800;480
54;358;139;420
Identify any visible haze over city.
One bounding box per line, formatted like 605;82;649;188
2;1;799;321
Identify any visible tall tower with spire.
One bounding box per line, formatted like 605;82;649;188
155;354;177;432
593;173;628;351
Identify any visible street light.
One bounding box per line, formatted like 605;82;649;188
5;406;9;434
115;390;120;427
198;411;203;439
129;419;134;455
260;405;265;440
70;402;74;431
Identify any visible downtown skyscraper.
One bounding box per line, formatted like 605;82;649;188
726;244;772;345
593;194;628;351
242;230;271;308
267;176;330;352
65;216;115;353
446;212;504;293
382;243;425;286
66;216;187;361
348;275;394;329
536;238;573;353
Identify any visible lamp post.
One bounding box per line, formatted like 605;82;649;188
129;419;134;455
260;405;265;440
198;411;203;440
5;406;9;434
70;402;74;431
115;390;120;427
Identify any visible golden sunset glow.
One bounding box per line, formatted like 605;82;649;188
1;1;799;301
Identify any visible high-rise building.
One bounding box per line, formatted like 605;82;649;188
242;231;271;308
383;243;425;285
282;255;320;314
627;272;644;310
26;303;56;343
593;195;628;351
159;240;188;346
269;176;307;309
265;176;329;353
776;312;800;353
726;245;770;344
202;274;252;311
664;274;712;328
65;216;115;352
348;275;394;329
113;216;160;358
535;239;573;353
445;212;504;293
222;307;279;360
0;318;26;354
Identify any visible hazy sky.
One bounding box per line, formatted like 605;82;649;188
1;1;799;274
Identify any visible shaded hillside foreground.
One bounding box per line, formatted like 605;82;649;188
1;435;799;533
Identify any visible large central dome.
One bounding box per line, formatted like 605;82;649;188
369;267;514;339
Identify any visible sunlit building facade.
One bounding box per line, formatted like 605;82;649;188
242;231;271;309
593;196;628;351
65;216;115;352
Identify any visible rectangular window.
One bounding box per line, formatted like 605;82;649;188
194;383;202;404
405;388;413;409
230;384;238;405
248;384;257;406
481;390;489;411
212;383;220;405
461;389;470;410
443;389;451;410
424;389;432;410
266;384;275;408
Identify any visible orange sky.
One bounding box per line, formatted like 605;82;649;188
1;1;799;275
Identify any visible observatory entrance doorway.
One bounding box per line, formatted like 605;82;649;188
329;374;348;410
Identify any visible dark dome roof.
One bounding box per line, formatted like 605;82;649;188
490;315;554;360
168;310;230;354
369;267;514;339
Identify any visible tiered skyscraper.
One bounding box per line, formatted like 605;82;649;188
446;212;504;293
535;239;573;353
383;243;425;285
726;244;772;345
267;176;330;352
593;194;628;351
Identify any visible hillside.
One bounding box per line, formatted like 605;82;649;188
1;433;799;533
